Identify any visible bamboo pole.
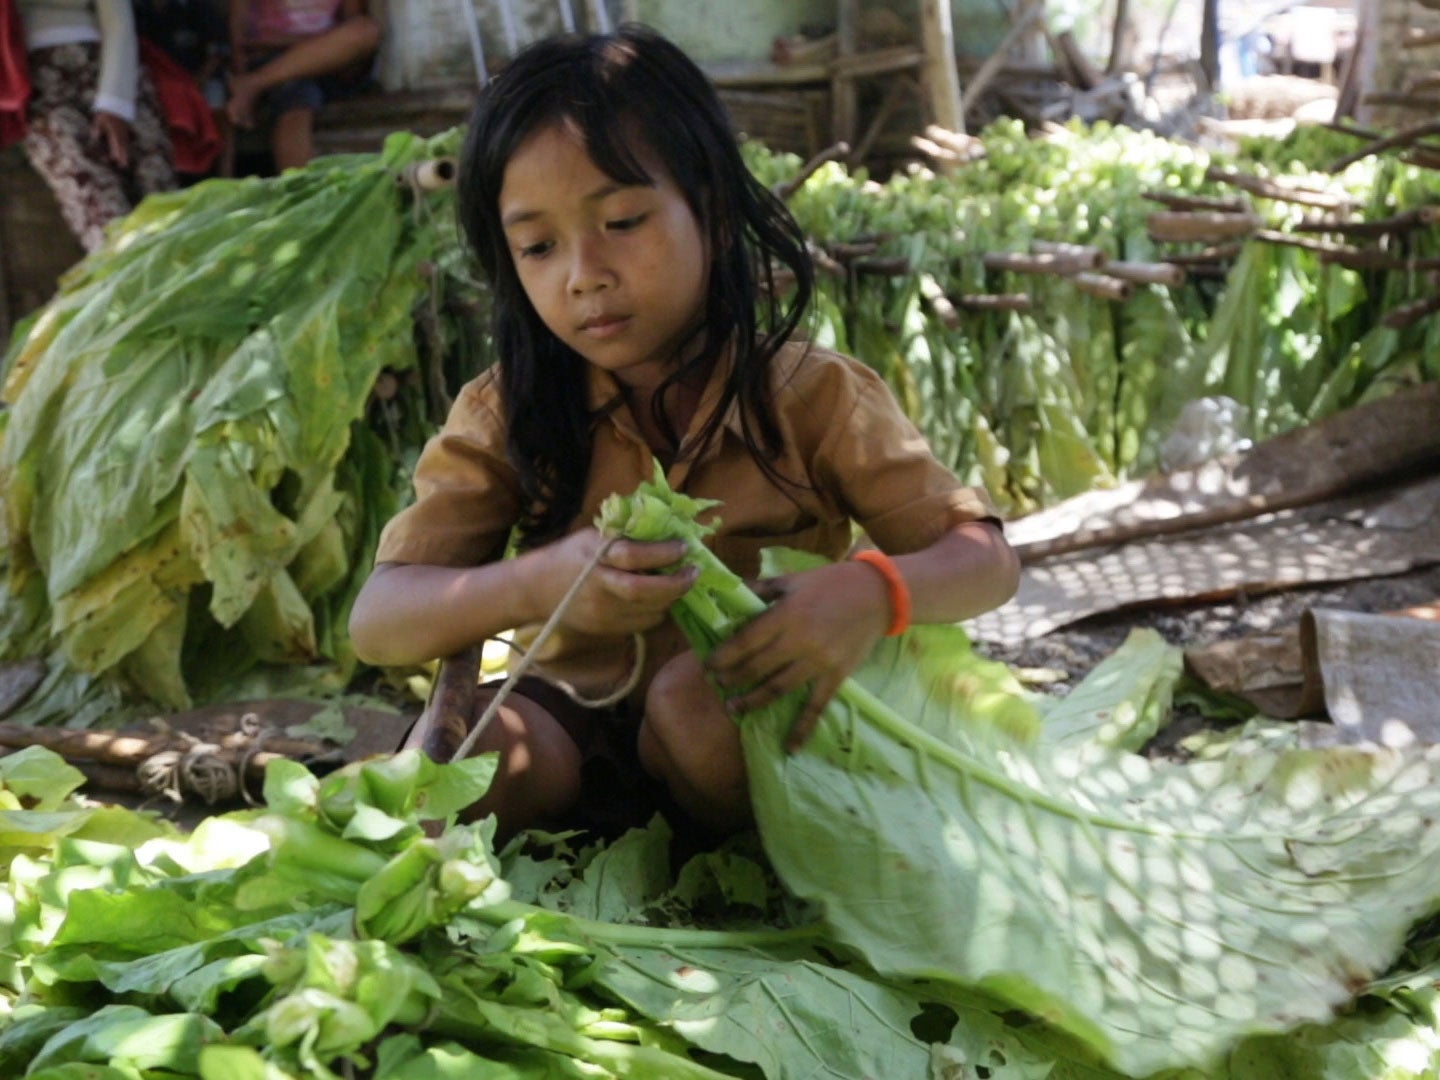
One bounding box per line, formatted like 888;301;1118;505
1104;260;1188;287
919;0;964;133
1292;206;1440;237
1205;167;1351;211
1329;117;1440;171
1165;243;1242;265
1146;211;1263;243
1383;293;1440;330
984;250;1106;275
1143;190;1250;214
957;293;1033;312
1031;240;1107;268
1071;272;1132;302
773;142;850;201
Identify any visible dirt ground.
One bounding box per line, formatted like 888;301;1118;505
973;562;1440;693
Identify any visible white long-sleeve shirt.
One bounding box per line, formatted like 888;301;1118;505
17;0;140;122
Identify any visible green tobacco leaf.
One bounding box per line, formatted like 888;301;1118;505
1035;629;1183;753
0;746;86;808
595;942;934;1078
26;1005;223;1074
742;633;1440;1075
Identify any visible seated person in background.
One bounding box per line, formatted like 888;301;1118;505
132;0;231;175
14;0;176;251
225;0;378;172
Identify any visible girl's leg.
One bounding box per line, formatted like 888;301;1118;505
23;45;131;251
405;685;584;839
638;651;752;833
270;107;315;171
227;16;381;128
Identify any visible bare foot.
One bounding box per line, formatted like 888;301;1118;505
226;72;260;128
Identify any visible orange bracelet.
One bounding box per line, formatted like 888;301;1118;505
850;549;912;637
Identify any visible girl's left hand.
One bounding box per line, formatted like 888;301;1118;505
704;561;891;752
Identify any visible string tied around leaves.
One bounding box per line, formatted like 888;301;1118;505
448;535;648;764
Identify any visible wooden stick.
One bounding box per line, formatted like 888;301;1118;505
1403;147;1440;171
983;249;1105;276
1317;249;1440;272
0;723;297;777
1329;117;1440;172
956;293;1033;312
1402;29;1440;49
1291;206;1440;237
918;275;962;329
826;239;882;260
918;0;964;133
1205;167;1351;211
1362;93;1440;109
1070;272;1132;302
1252;229;1349;254
830;45;923;78
417;645;483;765
960;4;1045;120
1383;293;1440;330
808;243;847;277
1031;240;1106;268
1147;211;1262;243
1165;243;1243;265
773;142;851;200
1104;260;1187;287
851;255;911;276
1322;120;1384;140
1055;29;1102;90
1143;190;1249;214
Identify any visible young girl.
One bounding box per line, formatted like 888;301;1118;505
349;25;1020;837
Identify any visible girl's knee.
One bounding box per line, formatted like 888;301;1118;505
642;652;711;749
641;652;741;776
341;14;382;50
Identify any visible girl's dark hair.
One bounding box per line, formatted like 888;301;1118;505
457;24;814;549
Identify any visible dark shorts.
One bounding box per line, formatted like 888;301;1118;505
247;48;369;114
484;676;678;841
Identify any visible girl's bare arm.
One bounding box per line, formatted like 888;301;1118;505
348;532;696;667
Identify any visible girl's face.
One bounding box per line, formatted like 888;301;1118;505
498;122;712;393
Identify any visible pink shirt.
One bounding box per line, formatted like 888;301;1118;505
246;0;341;41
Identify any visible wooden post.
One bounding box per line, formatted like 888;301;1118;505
832;0;860;147
918;0;965;134
1108;0;1132;75
1199;0;1219;92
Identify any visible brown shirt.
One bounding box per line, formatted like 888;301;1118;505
375;339;998;698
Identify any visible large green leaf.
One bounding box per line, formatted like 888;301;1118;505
739;628;1440;1076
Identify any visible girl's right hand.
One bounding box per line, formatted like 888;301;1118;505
544;528;696;636
91;111;131;168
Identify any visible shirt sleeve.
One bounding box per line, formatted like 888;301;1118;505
808;356;1000;554
93;0;138;121
373;371;524;568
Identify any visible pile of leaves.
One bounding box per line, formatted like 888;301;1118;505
5;475;1440;1078
0;130;480;718
747;120;1440;515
